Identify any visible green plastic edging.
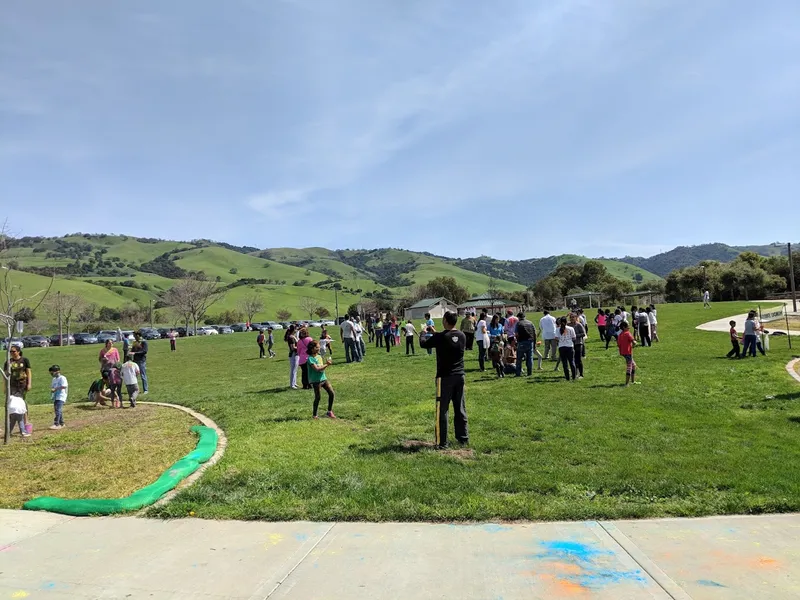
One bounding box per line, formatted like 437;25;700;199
22;425;218;516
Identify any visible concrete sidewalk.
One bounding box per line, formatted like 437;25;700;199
2;511;800;599
696;300;798;336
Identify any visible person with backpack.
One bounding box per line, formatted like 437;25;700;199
257;329;266;359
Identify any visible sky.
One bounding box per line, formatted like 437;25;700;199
1;0;799;260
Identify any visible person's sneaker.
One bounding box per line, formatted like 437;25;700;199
312;415;319;420
48;424;60;430
633;381;641;385
21;432;30;438
325;411;337;419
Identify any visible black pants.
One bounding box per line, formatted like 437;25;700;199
435;375;468;447
406;336;415;355
477;341;486;371
464;332;474;351
493;359;504;377
559;346;576;380
385;334;392;352
259;343;265;358
605;330;617;349
574;344;584;377
300;362;310;389
313;381;335;416
376;332;383;347
639;325;651;347
170;339;176;352
727;339;741;358
597;325;606;341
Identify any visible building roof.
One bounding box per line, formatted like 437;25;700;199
459;296;515;308
405;297;454;310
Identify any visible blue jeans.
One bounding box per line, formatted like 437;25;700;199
344;339;361;363
516;340;533;376
136;360;148;392
742;334;757;357
54;401;64;426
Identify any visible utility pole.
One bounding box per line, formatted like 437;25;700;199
789;243;797;314
149;299;154;328
334;286;339;324
57;290;62;346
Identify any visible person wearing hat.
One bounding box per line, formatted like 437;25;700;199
49;364;68;430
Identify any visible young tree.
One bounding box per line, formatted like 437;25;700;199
276;308;292;321
299;296;323;319
163;276;223;334
238;293;264;325
45;293;86;343
314;306;330;319
1;223;52;443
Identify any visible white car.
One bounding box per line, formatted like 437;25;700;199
197;326;219;335
309;321;323;328
321;320;335;326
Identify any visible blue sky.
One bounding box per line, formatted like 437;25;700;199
2;0;798;260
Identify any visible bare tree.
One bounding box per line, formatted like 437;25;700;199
276;308;291;321
163;276;223;334
45;293;86;344
1;222;52;443
299;296;323;319
238;293;264;325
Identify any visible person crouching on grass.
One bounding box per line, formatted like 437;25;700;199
306;341;336;419
617;321;639;386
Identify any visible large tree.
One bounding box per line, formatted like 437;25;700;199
163;276;223;333
422;276;469;305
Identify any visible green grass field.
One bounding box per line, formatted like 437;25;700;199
8;302;799;521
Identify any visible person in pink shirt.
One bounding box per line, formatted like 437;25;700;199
99;340;120;373
296;328;315;390
503;309;518;340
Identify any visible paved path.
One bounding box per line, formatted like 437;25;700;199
696;300;798;335
2;510;800;599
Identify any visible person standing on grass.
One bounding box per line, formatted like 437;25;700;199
297;328;314;390
354;317;366;358
121;356;140;406
4;345;31;400
539;310;558;361
267;327;276;358
319;328;333;359
514;312;541;376
285;325;299;389
489;314;504;340
48;364;68;430
130;331;149;394
168;328;178;352
638;309;651;347
375;317;384;348
727;320;742;359
742;311;760;357
340;315;357;363
383;318;393;353
489;337;504;378
475;312;489;372
503;309;518;342
569;313;585;379
99;339;120;374
404;319;417;355
306;341;336;419
419;311;468;448
606;309;622;350
556;317;577;381
460;312;476;351
647;307;659;342
703;290;711;308
595;309;607;342
617;321;638;386
257;329;266;359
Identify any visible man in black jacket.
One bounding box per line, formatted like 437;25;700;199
419;311;468;448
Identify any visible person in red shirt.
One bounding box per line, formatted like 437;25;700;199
617;321;638;386
727;320;741;359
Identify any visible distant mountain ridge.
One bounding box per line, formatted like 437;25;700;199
614;242;796;278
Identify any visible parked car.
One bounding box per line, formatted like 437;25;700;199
157;328;170;339
279;322;292;329
22;335;50;348
121;330;135;341
73;333;98;345
197;326;218;336
176;327;194;337
2;338;26;350
231;323;247;333
218;326;233;334
138;328;162;340
49;334;75;346
322;320;335;326
264;321;283;330
309;321;323;328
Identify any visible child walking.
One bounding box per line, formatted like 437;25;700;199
489;337;504;378
267;328;276;358
306;341;336;419
121;357;140;406
257;330;266;359
727;320;741;359
49;365;68;430
617;322;638;386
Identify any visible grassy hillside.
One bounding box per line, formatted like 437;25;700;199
8;270;132;308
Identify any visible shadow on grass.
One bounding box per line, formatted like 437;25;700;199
772;392;799;401
261;415;306;423
788;416;800;425
352;439;437;455
587;383;627;389
249;387;292;395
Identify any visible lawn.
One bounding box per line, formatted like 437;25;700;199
0;404;198;508
7;302;800;522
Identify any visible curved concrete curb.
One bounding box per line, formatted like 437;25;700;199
138;401;228;510
787;358;800;384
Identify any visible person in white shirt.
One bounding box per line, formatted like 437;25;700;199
703;290;711;308
539;311;558;361
353;317;366;360
121;358;141;407
48;364;68;430
340;316;360;363
475;312;490;371
646;306;659;342
8;395;30;437
404;320;417;355
555;317;577;381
